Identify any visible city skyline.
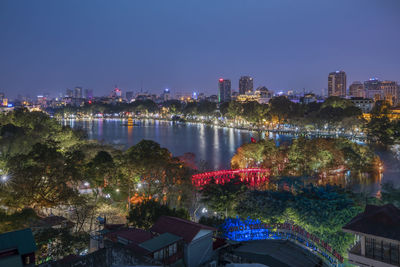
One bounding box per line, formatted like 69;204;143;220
1;0;400;98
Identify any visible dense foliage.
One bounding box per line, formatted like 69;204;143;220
127;199;189;229
231;137;379;177
0;109;195;263
235;185;363;255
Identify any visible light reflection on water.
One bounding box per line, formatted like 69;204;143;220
64;118;400;194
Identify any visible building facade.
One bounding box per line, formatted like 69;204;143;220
364;78;384;101
380;81;398;106
350;97;374;113
84;89;93;100
74;87;83;99
218;78;231;103
151;216;217;267
328;71;347;97
343;204;400;267
349;82;365;98
239;76;253;95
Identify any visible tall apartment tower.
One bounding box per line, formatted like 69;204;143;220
218;78;231;103
239;76;254;95
328;71;347;97
66;89;73;98
74;87;83;98
349;82;365;98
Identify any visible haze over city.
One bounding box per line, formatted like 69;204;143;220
1;0;400;98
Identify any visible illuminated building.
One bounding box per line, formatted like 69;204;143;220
175;92;192;102
364;78;384;101
301;93;317;104
235;88;272;104
218;78;231;103
328;71;347;97
162;88;170;101
380;81;398;105
349;82;365;98
343;204;400;267
239;76;253;95
74;87;83;98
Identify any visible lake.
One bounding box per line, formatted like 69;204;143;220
64;118;400;195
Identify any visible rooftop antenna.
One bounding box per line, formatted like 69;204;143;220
140;80;143;93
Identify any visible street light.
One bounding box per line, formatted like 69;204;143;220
1;175;8;182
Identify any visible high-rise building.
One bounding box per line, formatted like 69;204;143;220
110;87;122;98
380;81;398;105
328;71;346;97
349;82;365;98
162;88;171;101
84;89;93;100
218;78;231;102
74;87;83;98
239;76;253;95
66;89;73;98
364;78;384;101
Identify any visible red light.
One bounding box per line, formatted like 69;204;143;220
88;100;92;104
219;78;224;82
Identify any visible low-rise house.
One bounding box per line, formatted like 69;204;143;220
0;228;37;267
90;224;184;265
350;97;374;113
151;216;217;267
343;204;400;267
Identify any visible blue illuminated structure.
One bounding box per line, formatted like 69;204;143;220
221;217;342;266
221;217;277;241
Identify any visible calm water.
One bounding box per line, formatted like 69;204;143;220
64;119;400;194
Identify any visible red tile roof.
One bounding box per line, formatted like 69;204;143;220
150;216;216;243
343;204;400;241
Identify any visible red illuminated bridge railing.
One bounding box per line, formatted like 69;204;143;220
192;168;270;187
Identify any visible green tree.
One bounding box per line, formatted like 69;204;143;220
127;199;189;229
2;143;81;209
201;176;248;217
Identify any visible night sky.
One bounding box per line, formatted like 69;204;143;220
0;0;399;98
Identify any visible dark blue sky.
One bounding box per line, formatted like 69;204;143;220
0;0;399;98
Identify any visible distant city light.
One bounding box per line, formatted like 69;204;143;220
83;182;90;187
219;78;224;82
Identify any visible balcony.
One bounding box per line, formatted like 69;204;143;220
348;241;400;267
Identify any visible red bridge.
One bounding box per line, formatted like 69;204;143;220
192;168;270;187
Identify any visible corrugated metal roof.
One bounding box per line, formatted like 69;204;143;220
139;233;181;252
